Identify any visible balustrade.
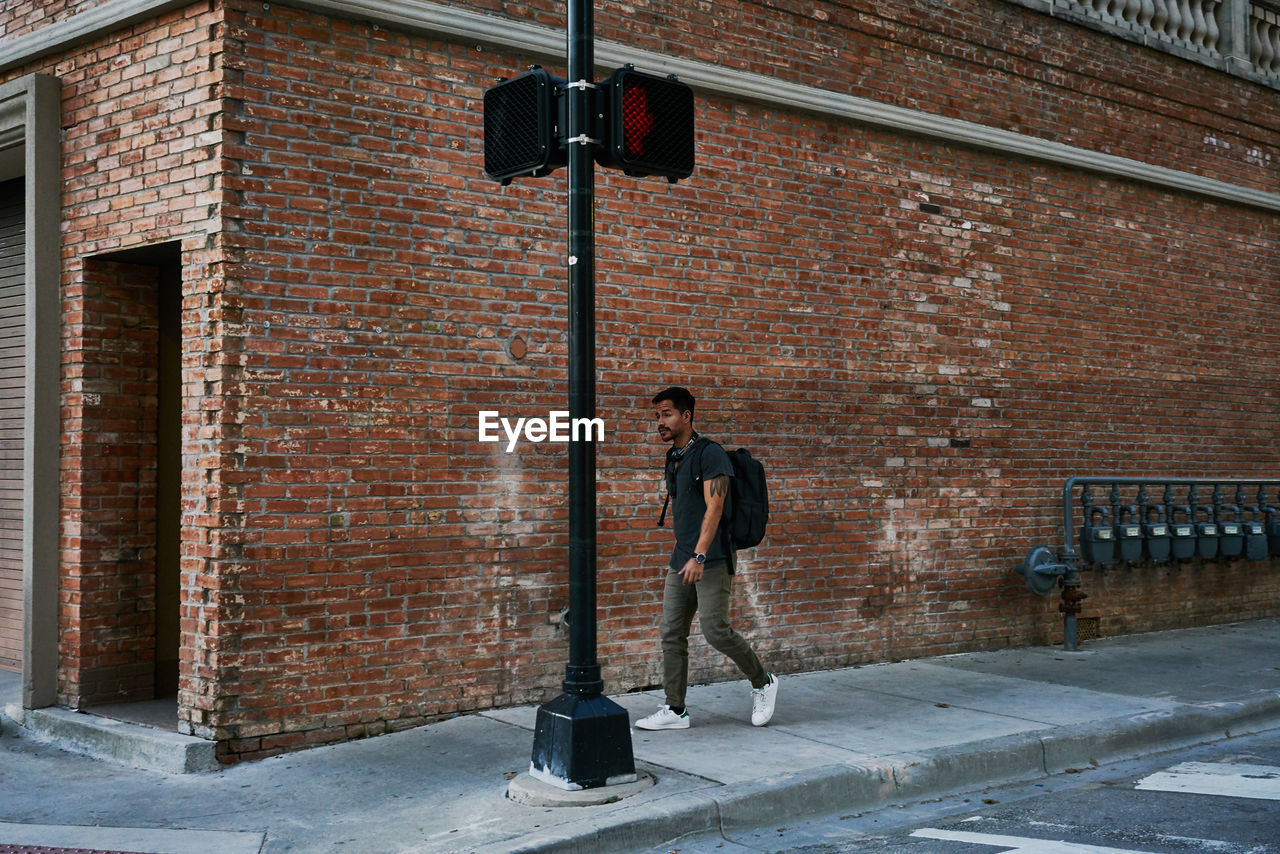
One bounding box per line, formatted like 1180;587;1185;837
1071;0;1222;50
1058;0;1280;78
1253;2;1280;73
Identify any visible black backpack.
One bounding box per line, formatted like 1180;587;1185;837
657;440;769;551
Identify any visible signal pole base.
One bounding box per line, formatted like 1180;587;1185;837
529;692;636;790
509;769;654;807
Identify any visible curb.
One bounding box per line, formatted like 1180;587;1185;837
490;693;1280;854
4;703;220;774
892;730;1048;803
1040;691;1280;774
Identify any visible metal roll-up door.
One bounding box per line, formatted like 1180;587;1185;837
0;178;23;672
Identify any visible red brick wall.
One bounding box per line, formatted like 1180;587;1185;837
204;0;1280;759
61;260;162;706
5;0;1280;760
4;2;241;722
210;4;577;754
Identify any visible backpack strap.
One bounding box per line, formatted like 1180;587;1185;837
689;437;707;483
657;443;685;528
658;438;706;528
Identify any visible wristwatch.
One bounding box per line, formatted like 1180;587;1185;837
694;553;707;565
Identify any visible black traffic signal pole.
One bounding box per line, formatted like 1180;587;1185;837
564;0;600;700
528;0;637;791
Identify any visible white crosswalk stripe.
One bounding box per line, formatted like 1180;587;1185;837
1135;761;1280;801
911;827;1162;852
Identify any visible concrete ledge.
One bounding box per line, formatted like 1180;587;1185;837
5;704;219;774
0;0;192;74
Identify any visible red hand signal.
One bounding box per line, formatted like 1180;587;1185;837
621;85;656;158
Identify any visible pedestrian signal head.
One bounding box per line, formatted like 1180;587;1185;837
599;66;694;183
483;67;566;185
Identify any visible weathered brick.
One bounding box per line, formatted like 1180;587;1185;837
4;0;1278;761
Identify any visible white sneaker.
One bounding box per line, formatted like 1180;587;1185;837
635;705;690;730
750;673;778;726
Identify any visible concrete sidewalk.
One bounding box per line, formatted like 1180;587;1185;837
3;619;1280;854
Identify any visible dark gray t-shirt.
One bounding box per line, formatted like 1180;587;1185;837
665;437;735;571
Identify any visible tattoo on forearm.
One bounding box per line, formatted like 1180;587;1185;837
709;476;729;498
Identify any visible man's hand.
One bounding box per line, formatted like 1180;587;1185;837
679;558;703;585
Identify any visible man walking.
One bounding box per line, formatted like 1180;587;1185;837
635;387;778;731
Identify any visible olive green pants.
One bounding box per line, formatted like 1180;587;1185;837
660;559;767;709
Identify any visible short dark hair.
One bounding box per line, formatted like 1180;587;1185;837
652;386;695;414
